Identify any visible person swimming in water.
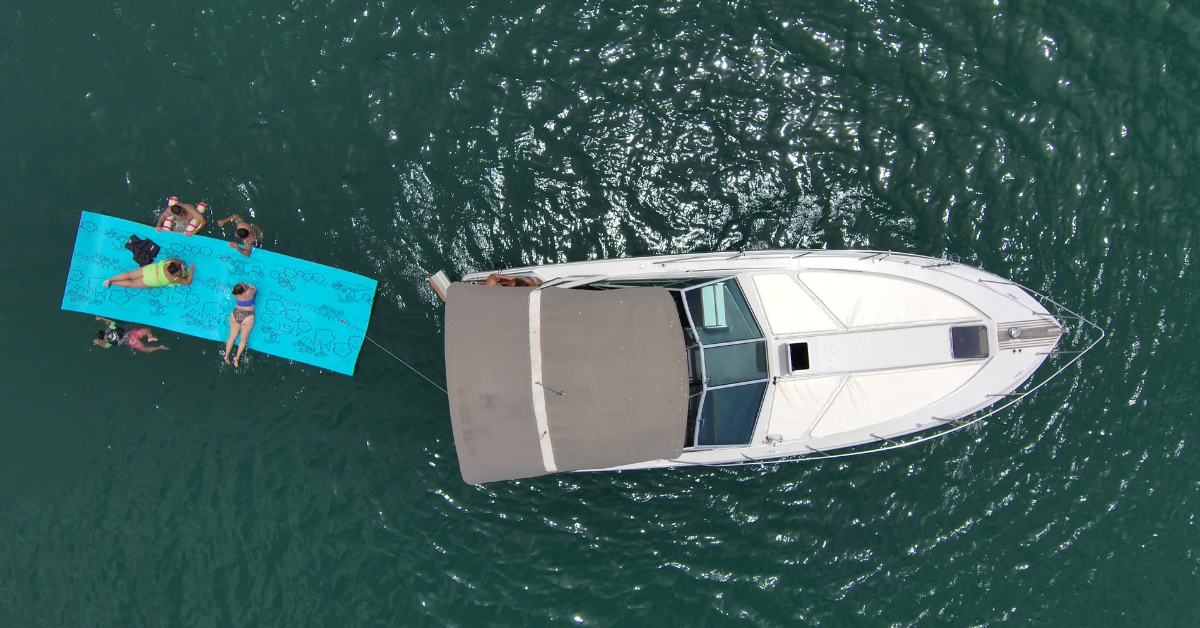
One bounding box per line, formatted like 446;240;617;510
92;316;168;352
155;197;208;236
216;214;263;257
224;282;257;367
103;259;194;288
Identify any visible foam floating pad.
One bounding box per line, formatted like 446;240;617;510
62;211;377;375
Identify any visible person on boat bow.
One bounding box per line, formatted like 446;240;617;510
482;274;543;287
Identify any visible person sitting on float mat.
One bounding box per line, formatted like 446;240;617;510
155;196;208;236
103;258;194;289
216;213;263;257
92;316;168;353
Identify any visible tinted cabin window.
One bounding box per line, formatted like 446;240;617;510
951;325;989;359
695;382;769;446
703;341;768;386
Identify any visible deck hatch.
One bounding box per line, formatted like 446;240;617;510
789;343;811;371
951;325;990;359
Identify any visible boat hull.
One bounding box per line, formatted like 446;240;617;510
450;249;1095;476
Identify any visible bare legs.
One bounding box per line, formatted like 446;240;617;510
104;267;146;288
235;317;254;366
224;314;238;365
135;334;168;352
224;312;255;367
129;329;168;352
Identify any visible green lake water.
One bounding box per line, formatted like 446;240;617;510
1;0;1198;624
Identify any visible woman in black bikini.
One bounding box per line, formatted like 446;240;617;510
224;283;256;367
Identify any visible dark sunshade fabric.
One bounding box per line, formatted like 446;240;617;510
538;288;690;471
444;283;544;484
444;283;690;483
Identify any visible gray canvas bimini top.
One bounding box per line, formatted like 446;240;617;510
444;283;689;484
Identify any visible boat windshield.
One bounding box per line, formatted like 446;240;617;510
695;382;769;446
680;278;769;447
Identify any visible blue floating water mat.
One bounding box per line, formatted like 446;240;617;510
62;211;377;375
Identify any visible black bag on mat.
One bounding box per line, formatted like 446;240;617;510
125;235;161;266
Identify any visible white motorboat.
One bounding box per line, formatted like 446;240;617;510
431;249;1103;484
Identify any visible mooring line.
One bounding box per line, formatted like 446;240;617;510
365;335;447;394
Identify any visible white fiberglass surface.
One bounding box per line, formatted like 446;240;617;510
750;274;841;335
809;362;983;438
766;376;844;441
798;271;980;329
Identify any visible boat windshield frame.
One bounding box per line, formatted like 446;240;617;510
674;277;770;449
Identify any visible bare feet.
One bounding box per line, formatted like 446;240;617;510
234;355;240;367
103;279;111;287
148;335;159;342
224;352;232;365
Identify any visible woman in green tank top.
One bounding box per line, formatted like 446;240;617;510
103;259;194;289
